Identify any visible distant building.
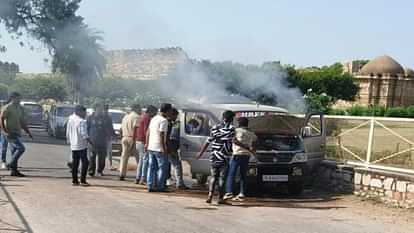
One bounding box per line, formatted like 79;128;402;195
0;61;19;76
343;55;414;107
105;47;189;80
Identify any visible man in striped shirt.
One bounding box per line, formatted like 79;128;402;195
197;110;235;204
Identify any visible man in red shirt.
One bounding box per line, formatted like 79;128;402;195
135;105;158;184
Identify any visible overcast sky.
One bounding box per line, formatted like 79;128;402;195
0;0;413;73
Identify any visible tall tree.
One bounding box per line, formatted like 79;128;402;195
0;0;105;103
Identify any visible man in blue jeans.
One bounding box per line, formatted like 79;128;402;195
1;132;9;169
135;105;158;185
224;117;257;201
1;92;33;177
145;103;172;192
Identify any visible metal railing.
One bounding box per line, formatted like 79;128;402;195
325;115;414;175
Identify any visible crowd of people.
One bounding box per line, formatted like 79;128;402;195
0;92;258;205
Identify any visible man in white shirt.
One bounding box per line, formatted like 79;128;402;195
145;103;172;192
66;105;92;186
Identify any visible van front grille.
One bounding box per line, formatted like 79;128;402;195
256;153;293;163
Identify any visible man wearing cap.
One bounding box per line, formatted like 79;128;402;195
87;102;114;177
0;92;33;177
119;103;141;180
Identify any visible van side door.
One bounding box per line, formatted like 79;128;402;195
179;109;218;175
302;113;326;171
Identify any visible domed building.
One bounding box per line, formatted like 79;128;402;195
343;55;414;107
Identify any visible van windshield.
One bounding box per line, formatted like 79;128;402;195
57;107;75;117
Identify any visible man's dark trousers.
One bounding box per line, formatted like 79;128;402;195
72;149;89;183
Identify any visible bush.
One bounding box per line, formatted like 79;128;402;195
384;107;408;118
329;105;414;118
328;108;346;115
347;105;366;116
406;106;414;118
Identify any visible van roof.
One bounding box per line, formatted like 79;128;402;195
54;104;75;108
21;101;40;105
179;103;288;113
108;109;126;114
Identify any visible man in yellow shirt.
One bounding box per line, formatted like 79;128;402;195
119;103;141;180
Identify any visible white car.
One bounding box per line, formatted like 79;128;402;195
86;108;126;156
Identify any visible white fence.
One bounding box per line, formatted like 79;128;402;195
324;115;414;175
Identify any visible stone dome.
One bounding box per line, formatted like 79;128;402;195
405;68;414;77
360;55;405;76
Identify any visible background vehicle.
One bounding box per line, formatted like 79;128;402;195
179;102;325;195
47;104;75;138
21;101;44;128
108;109;126;157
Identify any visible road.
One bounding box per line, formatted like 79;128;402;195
0;130;413;233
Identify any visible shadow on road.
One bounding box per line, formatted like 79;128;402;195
89;183;346;210
0;183;34;233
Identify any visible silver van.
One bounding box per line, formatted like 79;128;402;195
47;104;75;138
21;101;44;128
179;103;325;194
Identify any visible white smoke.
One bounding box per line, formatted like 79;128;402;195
159;61;306;113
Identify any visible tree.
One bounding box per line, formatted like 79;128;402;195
0;0;105;103
11;74;68;101
286;63;358;101
0;61;19;84
0;83;9;100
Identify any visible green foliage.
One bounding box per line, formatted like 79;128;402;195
10;74;68;101
286;63;358;101
0;0;104;103
330;105;414;118
303;90;332;113
0;83;9;100
384;107;408;118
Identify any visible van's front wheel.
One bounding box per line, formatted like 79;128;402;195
195;174;208;185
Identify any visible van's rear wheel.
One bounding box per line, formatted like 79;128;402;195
195;174;208;185
288;181;304;195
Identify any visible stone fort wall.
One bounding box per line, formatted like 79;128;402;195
105;47;189;80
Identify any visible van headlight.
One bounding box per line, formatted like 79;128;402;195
292;153;307;163
248;168;257;176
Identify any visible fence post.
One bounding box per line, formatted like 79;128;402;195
366;118;375;167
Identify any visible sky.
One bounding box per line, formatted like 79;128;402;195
0;0;413;73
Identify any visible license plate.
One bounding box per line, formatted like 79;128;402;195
262;175;288;182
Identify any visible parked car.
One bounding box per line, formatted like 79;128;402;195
108;109;126;157
21;101;45;128
178;102;325;195
47;104;75;138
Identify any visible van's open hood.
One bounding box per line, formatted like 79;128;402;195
246;114;305;135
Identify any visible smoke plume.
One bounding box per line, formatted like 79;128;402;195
159;61;305;113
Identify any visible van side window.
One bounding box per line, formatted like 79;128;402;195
306;115;322;137
184;112;212;136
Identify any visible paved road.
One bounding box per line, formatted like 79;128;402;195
0;130;413;233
